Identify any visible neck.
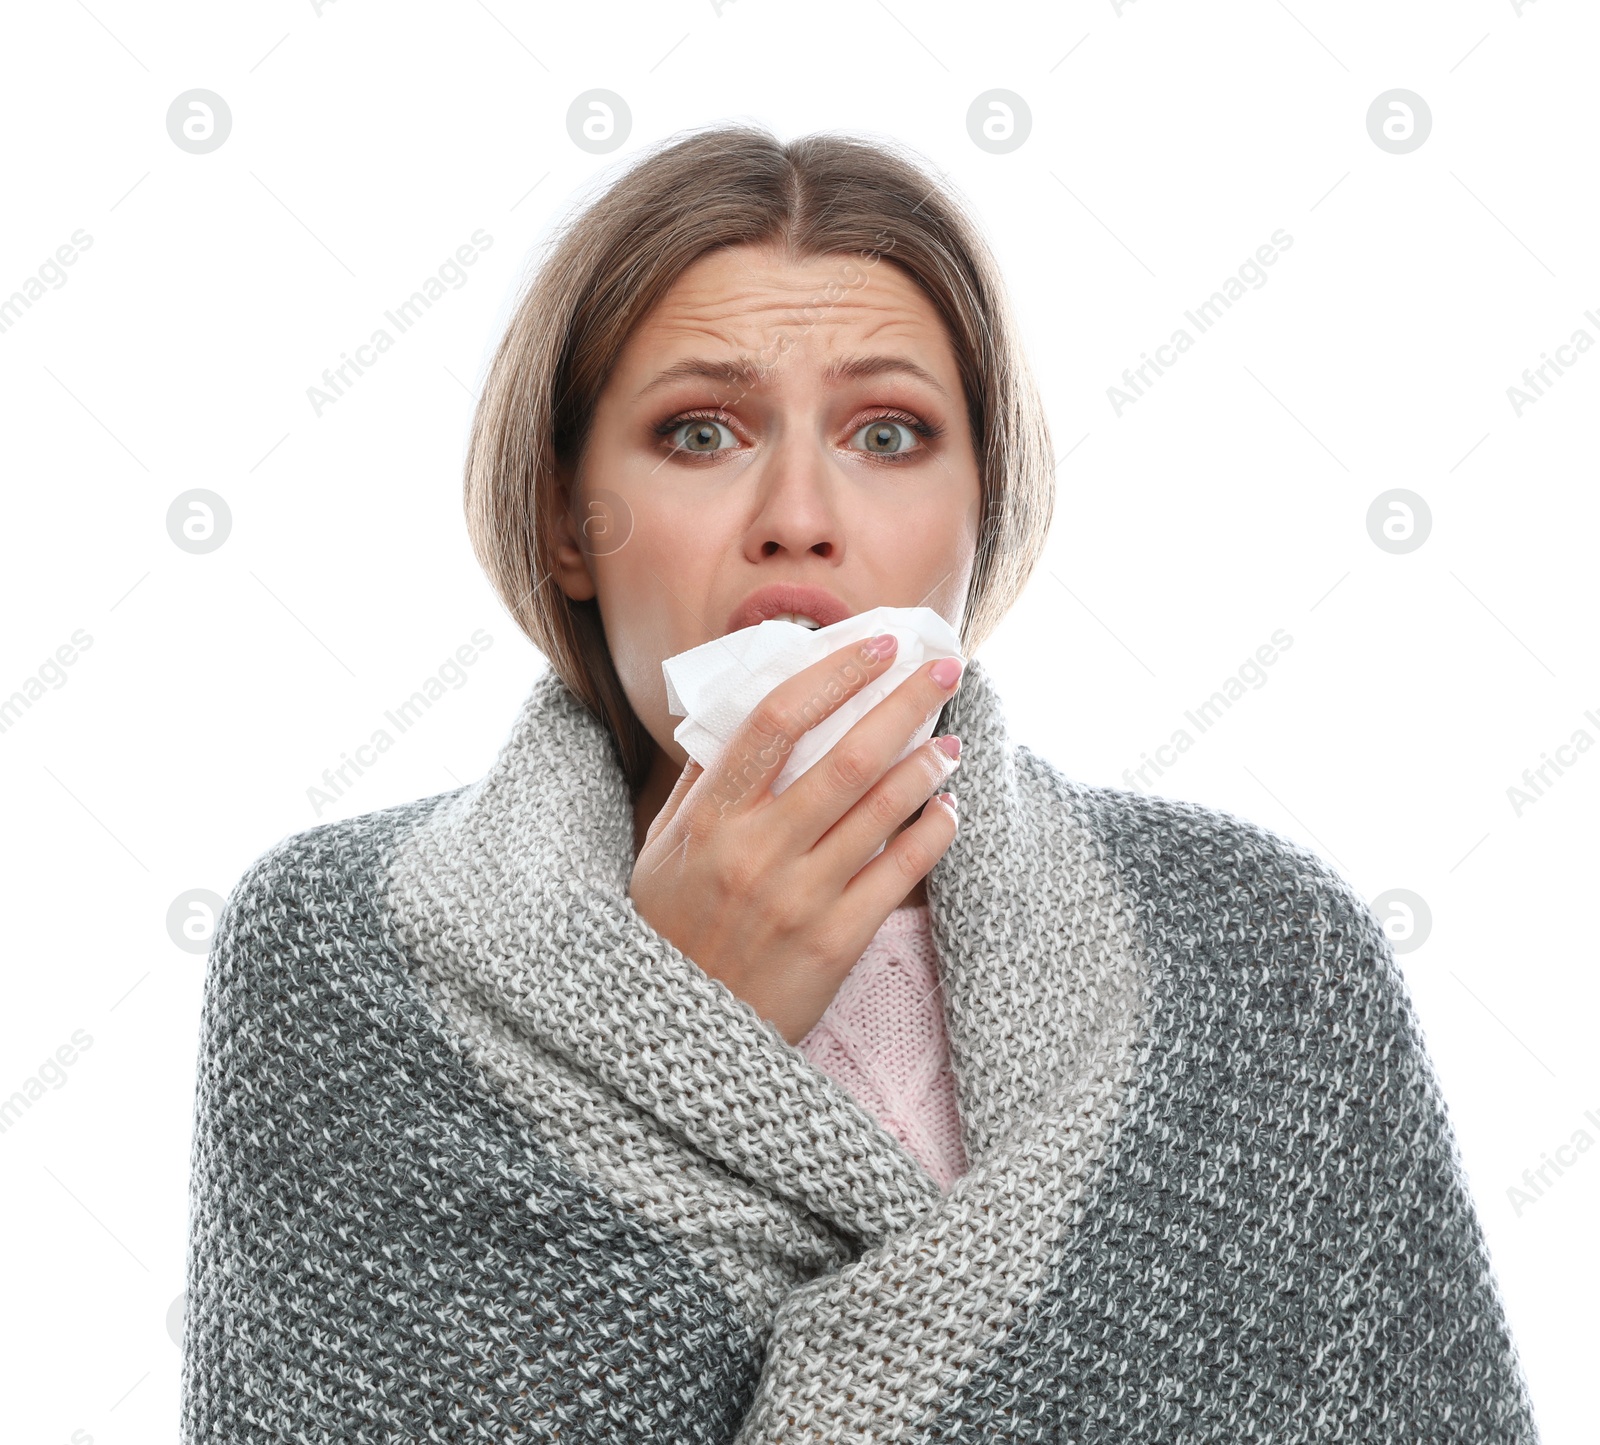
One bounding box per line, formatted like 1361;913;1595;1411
632;743;928;908
632;745;682;857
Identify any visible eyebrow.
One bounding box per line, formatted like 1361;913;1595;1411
632;352;951;401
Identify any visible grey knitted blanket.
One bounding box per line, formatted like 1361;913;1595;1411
181;659;1538;1442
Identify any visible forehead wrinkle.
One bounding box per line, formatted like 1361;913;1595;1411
628;261;956;399
650;289;909;335
641;299;934;373
650;253;927;324
634;349;953;403
851;308;937;343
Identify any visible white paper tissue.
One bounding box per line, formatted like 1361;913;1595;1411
661;604;963;796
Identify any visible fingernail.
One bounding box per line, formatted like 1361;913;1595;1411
865;633;898;661
935;734;961;761
938;791;957;813
930;657;963;690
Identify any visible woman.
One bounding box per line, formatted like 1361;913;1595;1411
181;126;1538;1442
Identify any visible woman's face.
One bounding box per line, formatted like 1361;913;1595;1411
551;241;982;771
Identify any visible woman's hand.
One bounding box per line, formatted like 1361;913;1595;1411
628;633;964;1045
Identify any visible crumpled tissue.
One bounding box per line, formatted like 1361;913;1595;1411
661;604;963;797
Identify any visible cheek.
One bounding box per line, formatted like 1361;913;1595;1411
609;493;718;573
853;498;971;598
588;497;722;636
589;543;675;698
864;480;976;552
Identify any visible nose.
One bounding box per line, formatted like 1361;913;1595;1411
742;427;843;563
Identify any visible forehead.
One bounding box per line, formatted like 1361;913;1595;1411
620;243;953;365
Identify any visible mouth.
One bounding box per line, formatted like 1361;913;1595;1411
725;584;854;636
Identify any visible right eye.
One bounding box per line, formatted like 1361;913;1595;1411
667;417;738;453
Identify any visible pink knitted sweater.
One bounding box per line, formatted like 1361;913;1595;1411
796;903;968;1190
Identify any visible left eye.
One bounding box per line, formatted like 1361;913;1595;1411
669;418;738;453
851;419;919;455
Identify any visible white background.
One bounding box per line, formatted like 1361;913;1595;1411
1;0;1594;1439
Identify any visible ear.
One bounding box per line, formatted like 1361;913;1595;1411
546;461;598;603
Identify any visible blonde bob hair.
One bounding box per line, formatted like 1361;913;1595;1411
464;123;1054;793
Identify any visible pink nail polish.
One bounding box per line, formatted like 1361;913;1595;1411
867;633;898;660
935;734;961;760
930;657;963;690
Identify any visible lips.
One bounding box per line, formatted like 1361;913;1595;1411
725;584;854;635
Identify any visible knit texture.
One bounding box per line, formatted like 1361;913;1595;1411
181;658;1541;1443
797;904;967;1190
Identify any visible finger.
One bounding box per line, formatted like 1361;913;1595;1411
812;733;960;884
700;632;900;820
838;789;958;921
644;756;703;848
780;655;964;849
